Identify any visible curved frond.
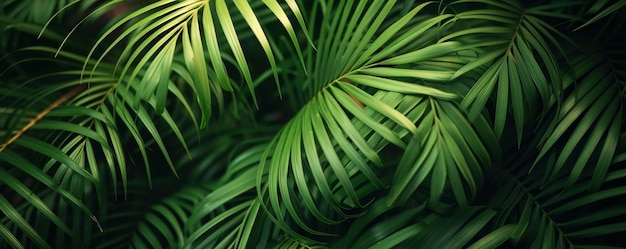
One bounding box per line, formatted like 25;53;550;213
332;200;428;249
406;207;514;249
183;142;272;249
78;0;310;128
534;44;624;190
92;181;208;249
443;0;565;143
257;0;500;239
184;134;279;248
0;45;196;246
387;99;498;207
1;0;625;247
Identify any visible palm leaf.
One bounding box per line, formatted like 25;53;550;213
332;200;428;249
387;98;498;207
335;201;513;249
406;207;514;249
1;0;98;24
489;163;626;248
0;150;101;248
0;42;199;246
575;0;626;31
534;44;624;190
2;45;193;189
93;181;208;249
72;0;310;128
119;125;275;249
443;0;564;144
256;0;499;240
184;140;275;249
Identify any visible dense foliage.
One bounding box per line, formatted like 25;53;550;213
1;0;625;248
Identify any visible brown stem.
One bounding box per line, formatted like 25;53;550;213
0;84;87;152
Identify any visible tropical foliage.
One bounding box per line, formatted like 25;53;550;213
1;0;625;248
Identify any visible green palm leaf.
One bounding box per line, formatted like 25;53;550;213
184;139;275;249
73;0;310;128
575;0;626;31
0;42;198;246
93;181;208;249
443;0;564;144
257;0;498;240
2;0;97;24
333;200;428;249
335;201;513;249
534;44;624;190
406;207;514;249
387;99;498;207
2;0;625;247
0;149;101;248
490;164;626;248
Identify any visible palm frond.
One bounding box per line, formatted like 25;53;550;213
489;163;626;248
574;0;626;31
443;0;564;144
92;181;208;249
0;150;100;248
405;207;515;249
387;98;498;207
0;43;199;246
256;0;501;240
1;0;625;247
534;44;624;190
183;140;274;249
332;200;428;248
1;0;98;24
335;201;514;249
71;0;310;128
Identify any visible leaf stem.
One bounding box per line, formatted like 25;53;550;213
0;84;87;152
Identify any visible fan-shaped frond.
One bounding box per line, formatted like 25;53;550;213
1;46;193;189
124;125;276;249
443;0;565;143
84;124;277;249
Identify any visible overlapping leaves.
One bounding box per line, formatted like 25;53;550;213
257;0;500;240
490;164;626;248
534;45;624;190
443;0;565;143
76;0;310;128
1;0;625;248
0;45;193;248
387;98;498;207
